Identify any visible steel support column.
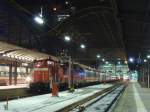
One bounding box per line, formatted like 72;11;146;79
9;64;12;85
14;62;18;85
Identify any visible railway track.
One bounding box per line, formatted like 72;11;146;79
56;83;126;112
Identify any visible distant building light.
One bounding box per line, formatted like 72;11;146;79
34;16;44;24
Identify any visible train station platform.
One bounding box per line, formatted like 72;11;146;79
0;84;112;112
0;84;29;90
114;82;149;112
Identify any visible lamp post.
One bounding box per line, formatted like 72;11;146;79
147;55;150;88
68;56;71;89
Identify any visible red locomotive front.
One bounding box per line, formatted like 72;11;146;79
34;60;48;82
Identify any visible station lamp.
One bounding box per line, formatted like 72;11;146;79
118;61;121;65
2;54;6;57
34;7;44;24
53;7;57;11
65;1;69;5
64;36;71;42
80;44;86;49
147;55;150;59
105;61;109;64
144;59;147;63
124;60;128;64
96;54;100;59
102;58;105;62
129;57;134;63
26;76;32;82
34;16;44;24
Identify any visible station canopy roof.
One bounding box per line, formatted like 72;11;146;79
0;41;97;70
0;41;58;62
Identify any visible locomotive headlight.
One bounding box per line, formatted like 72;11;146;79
26;76;32;82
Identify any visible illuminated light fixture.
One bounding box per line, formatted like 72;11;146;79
102;58;105;62
144;59;147;62
118;61;121;64
24;58;27;60
7;54;11;57
36;64;40;67
22;63;28;66
2;54;6;57
22;57;25;60
105;61;109;64
47;61;53;65
0;51;4;54
29;59;32;61
14;56;18;59
34;7;44;24
34;16;44;24
65;1;69;4
26;76;32;82
124;60;128;64
10;55;15;58
147;55;150;59
31;59;34;61
96;54;100;58
129;58;134;63
53;7;57;11
64;36;71;42
80;44;86;49
57;14;70;22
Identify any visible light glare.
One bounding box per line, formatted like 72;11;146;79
96;54;100;58
144;59;147;62
129;58;134;63
26;76;31;82
64;36;71;42
34;16;44;24
102;58;105;62
147;55;150;59
80;44;85;49
105;61;109;64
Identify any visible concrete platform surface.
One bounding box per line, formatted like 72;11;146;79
114;82;150;112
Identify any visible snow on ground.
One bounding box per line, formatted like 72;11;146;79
0;84;29;90
0;84;112;112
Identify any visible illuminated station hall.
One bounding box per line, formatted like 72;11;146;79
0;0;150;112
